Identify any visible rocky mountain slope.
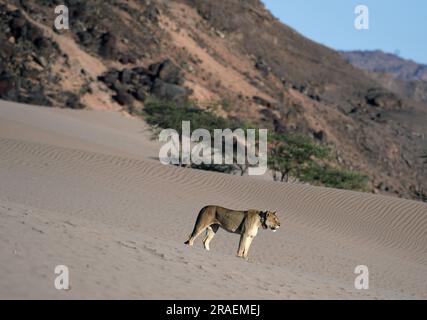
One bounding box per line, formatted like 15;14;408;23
0;0;426;200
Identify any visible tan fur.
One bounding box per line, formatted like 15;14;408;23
184;205;280;259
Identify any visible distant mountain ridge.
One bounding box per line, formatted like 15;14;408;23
342;50;427;105
341;50;427;82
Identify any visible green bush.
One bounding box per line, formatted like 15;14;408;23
268;133;369;191
143;98;240;135
143;97;370;191
300;164;369;191
268;133;330;182
142;97;250;174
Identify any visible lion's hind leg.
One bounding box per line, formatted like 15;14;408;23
185;207;214;246
203;224;219;251
185;224;208;246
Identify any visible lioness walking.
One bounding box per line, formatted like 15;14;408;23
185;205;280;259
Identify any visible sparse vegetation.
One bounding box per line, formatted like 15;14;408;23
143;97;239;135
144;98;369;191
412;188;427;202
143;97;250;174
268;133;329;182
300;164;369;192
268;133;369;191
416;153;427;202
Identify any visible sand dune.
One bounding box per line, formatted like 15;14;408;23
0;100;426;299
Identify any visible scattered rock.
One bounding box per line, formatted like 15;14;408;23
9;15;27;39
313;130;326;143
0;75;15;97
253;96;273;108
215;29;225;39
101;70;119;86
114;90;134;106
377;182;391;192
119;69;132;84
150;59;184;85
339;102;357;114
255;57;270;77
33;55;47;68
99;58;189;110
64;92;84;109
0;7;58;107
151;79;189;104
135;87;146;101
365;88;401;108
99;32;118;58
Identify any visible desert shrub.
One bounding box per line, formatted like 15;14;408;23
411;188;427;202
144;98;369;190
300;164;369;191
268;133;330;182
268;133;369;191
143;97;239;135
143;97;253;174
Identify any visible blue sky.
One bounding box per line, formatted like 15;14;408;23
262;0;427;64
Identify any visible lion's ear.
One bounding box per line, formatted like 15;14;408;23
266;211;271;217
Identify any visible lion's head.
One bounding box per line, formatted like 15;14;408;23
261;211;280;232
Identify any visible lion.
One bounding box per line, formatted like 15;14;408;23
184;205;280;259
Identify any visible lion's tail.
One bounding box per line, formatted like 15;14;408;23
184;206;208;244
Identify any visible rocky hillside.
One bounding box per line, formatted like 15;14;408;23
0;0;426;200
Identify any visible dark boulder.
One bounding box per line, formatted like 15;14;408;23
366;88;401;108
99;32;118;58
119;55;136;65
77;31;93;47
9;15;27;39
158;60;184;85
313;130;327;143
255;57;270;77
133;67;148;75
114;90;134;106
0;78;20;103
149;59;184;85
253;95;273;108
64;92;84;109
119;69;132;84
134;87;146;101
112;80;127;93
0;74;15;97
138;74;153;87
151;79;189;104
100;70;119;86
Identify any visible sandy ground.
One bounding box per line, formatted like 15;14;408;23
0;100;426;299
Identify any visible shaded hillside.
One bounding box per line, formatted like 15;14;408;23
0;0;426;200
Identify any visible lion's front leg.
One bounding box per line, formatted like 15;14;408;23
237;233;247;258
242;235;254;260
